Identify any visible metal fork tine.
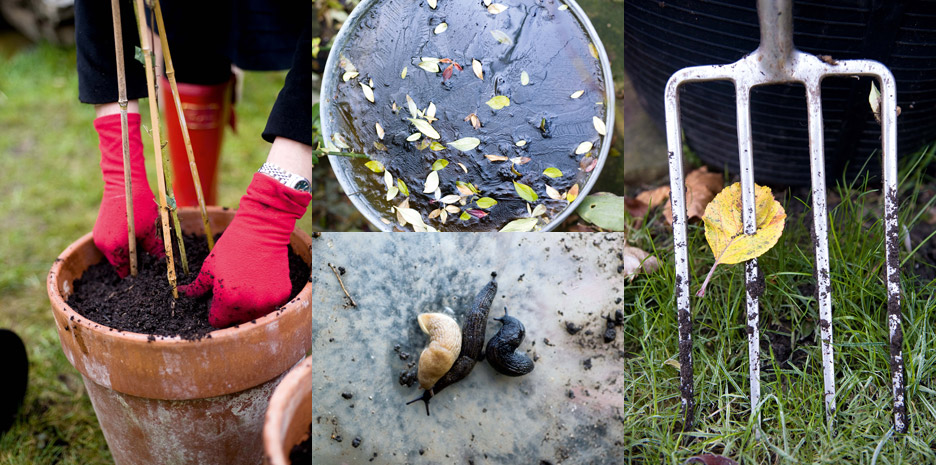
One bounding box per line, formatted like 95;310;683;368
665;78;695;431
735;85;763;432
805;82;837;426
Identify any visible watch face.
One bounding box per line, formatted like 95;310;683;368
294;180;311;192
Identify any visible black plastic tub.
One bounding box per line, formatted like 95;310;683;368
617;0;936;186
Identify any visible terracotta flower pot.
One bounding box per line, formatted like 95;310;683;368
262;357;317;465
48;207;316;465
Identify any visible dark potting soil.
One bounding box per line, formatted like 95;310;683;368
67;233;310;340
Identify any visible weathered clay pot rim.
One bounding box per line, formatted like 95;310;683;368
47;233;308;346
48;207;317;400
263;357;317;465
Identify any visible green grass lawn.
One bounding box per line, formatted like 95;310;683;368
1;43;934;464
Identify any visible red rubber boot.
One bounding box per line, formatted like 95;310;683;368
161;76;233;207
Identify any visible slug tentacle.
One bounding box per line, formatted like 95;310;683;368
485;307;535;377
408;273;498;415
416;313;462;390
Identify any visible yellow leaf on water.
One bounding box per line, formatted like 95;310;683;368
486;95;510;110
698;182;786;296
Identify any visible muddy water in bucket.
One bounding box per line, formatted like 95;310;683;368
322;0;613;231
276;233;637;463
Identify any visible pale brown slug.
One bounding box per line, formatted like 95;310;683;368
407;273;497;415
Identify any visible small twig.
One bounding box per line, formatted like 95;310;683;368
328;263;356;307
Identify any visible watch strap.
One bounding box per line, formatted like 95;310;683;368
257;163;312;193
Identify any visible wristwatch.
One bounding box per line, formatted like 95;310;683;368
258;163;312;193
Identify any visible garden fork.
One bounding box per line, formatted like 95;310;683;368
665;0;906;434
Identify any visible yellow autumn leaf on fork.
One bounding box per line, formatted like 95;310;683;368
697;182;786;296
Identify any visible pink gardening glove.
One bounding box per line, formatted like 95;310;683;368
93;113;165;278
179;173;311;328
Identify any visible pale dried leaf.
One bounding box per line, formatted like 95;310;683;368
409;118;441;139
593;116;607;136
546;184;561;200
375;122;385;140
575;141;593;155
485;154;509;162
500;217;539;232
423;170;440;193
487;3;508;14
521;71;530;86
617;246;660;282
472;59;483;80
440;195;461;205
571;90;585;99
434;22;448;34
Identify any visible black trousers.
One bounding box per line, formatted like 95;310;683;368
75;0;318;146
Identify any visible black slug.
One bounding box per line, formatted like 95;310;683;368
485;307;535;377
407;272;497;415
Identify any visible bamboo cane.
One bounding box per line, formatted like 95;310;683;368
109;0;138;277
152;0;215;251
133;0;177;298
142;4;190;276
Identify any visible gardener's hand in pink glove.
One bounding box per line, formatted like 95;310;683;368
179;173;311;328
93;113;165;278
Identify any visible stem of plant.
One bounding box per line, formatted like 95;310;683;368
696;236;737;297
152;0;215;252
109;0;137;277
133;0;177;297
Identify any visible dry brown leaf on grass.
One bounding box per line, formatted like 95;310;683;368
619;246;660;281
636;166;724;224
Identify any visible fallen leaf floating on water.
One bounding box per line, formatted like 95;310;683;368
448;137;481;151
465;113;481;129
521;71;530;86
472;59;483;80
401;66;408;79
487;3;508;14
383;170;393;189
419;60;441;73
514;182;538;203
409;118;440;139
491;30;512;45
683;454;740;465
543;167;563;178
434;22;448;34
575;141;592;155
697;182;786;297
570;90;585;99
429;141;445;151
593;116;606;135
558;4;569;10
428;0;437;8
406;94;418;118
567;184;580;203
588;43;599;59
375;122;384;140
531;204;547;217
485;154;508;162
500;217;539;232
516;140;527;147
476;197;498;209
364;160;384;173
406;133;422;142
423;171;440;193
431;159;448;171
486;95;510;110
545;184;562;200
